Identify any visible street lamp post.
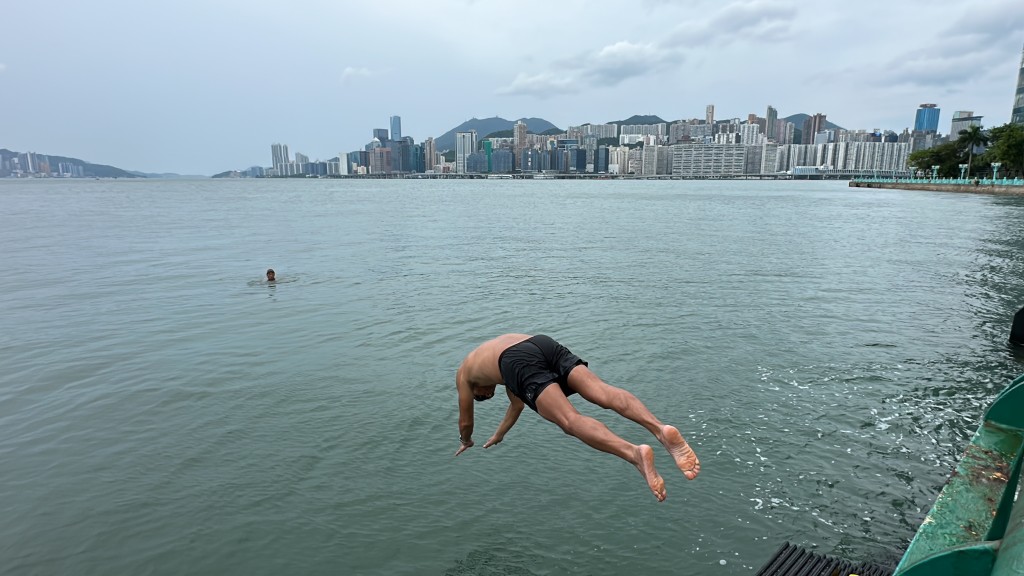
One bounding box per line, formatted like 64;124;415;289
932;165;940;180
992;162;1002;181
959;164;969;181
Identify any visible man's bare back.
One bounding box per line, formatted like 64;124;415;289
458;333;530;389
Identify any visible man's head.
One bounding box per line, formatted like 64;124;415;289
266;269;276;281
473;385;496;402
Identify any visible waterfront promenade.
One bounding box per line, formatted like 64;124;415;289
851;176;1024;195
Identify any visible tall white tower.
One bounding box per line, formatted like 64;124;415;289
455;131;477;174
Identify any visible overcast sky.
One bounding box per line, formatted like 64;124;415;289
2;0;1023;175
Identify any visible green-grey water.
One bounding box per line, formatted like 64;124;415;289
2;178;1022;576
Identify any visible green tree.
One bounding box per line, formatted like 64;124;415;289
908;141;964;178
957;125;990;177
981;123;1024;177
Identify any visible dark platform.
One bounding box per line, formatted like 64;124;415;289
755;542;893;576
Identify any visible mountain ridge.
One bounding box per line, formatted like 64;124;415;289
782;113;845;131
432;113;845;151
434;117;561;151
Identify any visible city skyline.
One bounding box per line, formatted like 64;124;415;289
2;0;1023;175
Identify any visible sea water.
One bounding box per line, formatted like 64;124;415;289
1;178;1022;575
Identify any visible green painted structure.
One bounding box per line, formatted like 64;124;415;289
894;373;1024;576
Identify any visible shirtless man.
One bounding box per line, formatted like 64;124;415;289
454;333;700;502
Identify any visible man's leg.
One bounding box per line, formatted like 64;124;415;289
534;383;666;501
566;365;700;480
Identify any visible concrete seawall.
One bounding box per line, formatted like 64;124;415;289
849;181;1024;195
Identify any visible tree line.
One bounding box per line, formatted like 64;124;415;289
908;123;1024;179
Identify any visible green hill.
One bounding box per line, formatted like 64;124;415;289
435;117;561;151
782;113;844;131
609;115;668;126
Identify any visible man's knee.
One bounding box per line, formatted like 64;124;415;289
556;412;586;435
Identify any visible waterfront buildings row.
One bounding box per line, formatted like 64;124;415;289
484;141;910;178
0;151;86;178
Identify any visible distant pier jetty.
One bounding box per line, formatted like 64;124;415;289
850;177;1024;195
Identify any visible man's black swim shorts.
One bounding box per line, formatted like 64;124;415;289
498;335;588;411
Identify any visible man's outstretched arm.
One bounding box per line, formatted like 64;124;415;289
484;388;524;448
455;365;475;456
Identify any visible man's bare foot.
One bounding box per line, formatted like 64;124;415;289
634;444;666;502
660;425;700;480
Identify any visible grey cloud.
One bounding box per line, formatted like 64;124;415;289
585;41;681;84
952;1;1024;42
496;72;581;98
341;66;373;83
874;1;1024;88
497;1;797;97
497;40;682;97
706;0;797;31
666;0;797;47
879;49;1003;88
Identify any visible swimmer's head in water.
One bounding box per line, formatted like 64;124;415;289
266;268;276;281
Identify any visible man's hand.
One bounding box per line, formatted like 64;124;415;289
454;438;474;456
483;435;503;448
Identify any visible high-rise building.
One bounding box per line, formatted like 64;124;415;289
567;123;617;139
455;131;477;174
802;113;827;145
706;105;715;128
271;143;290;168
482;140;493;173
1013;45;1024;125
390;116;402;141
950;111;984;137
781;121;795;145
514;121;528;167
914;104;940;133
423;137;437;171
369;148;392;174
740;123;762;145
766;106;778;140
373;128;389;142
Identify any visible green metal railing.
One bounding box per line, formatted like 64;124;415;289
852;177;1024;186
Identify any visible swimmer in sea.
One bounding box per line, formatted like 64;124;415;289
266;269;276;282
454;333;700;502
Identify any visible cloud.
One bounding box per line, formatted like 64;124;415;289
666;0;798;46
496;72;580;98
496;41;681;97
868;0;1024;88
955;1;1024;43
497;0;794;97
340;66;372;83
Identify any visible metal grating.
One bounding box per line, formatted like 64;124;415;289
755;542;893;576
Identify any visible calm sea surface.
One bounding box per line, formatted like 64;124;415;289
2;178;1023;576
